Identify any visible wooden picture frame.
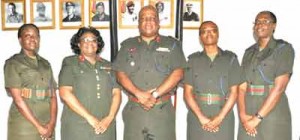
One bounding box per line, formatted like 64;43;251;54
89;0;110;29
30;0;55;29
1;0;26;30
59;0;84;29
149;0;174;28
119;0;143;29
183;0;203;29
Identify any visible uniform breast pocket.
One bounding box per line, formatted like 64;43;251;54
126;53;140;74
19;68;38;81
154;51;171;74
72;68;90;87
260;57;276;76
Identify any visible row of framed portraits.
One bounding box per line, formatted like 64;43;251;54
1;0;203;30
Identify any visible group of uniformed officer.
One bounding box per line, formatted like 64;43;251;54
4;4;294;140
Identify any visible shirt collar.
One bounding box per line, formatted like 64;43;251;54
200;46;224;56
78;54;102;63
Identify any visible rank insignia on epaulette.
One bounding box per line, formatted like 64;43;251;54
155;36;161;42
78;55;85;62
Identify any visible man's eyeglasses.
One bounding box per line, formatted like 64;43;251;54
253;20;273;25
80;37;98;43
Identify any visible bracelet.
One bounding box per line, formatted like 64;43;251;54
255;113;263;120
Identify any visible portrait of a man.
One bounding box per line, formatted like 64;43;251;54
183;3;199;21
92;2;110;21
122;1;138;23
6;2;23;23
62;1;81;22
34;2;52;22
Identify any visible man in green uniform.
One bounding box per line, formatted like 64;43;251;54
113;5;186;140
4;23;57;140
238;11;294;140
6;2;23;23
184;21;242;140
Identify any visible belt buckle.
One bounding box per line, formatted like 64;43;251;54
207;93;212;105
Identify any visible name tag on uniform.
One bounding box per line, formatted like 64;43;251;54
156;47;170;52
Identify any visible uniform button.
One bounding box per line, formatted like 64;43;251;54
250;81;253;84
97;84;100;87
80;70;84;73
97;93;100;95
95;69;98;73
97;87;100;90
97;96;101;99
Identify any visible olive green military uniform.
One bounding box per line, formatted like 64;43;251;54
59;55;119;140
184;48;242;140
4;50;57;140
238;38;294;140
113;35;187;140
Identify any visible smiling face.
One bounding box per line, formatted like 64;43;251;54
199;21;219;46
253;12;276;39
19;27;40;54
138;6;160;39
78;32;98;57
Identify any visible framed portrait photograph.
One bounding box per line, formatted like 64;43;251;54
89;0;110;29
183;0;203;29
149;0;174;28
1;0;26;30
30;0;55;29
59;0;84;29
119;0;143;28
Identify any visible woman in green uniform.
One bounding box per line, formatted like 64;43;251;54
4;23;57;140
184;21;243;140
59;27;121;140
238;11;294;140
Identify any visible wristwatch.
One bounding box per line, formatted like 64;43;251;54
152;91;160;99
255;113;263;120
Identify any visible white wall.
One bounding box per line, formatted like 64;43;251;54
0;0;299;140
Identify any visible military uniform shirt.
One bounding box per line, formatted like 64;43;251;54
113;35;187;91
4;50;57;140
59;55;119;140
113;35;187;140
238;37;294;140
184;48;242;140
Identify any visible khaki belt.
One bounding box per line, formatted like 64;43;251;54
247;85;274;96
21;88;51;100
194;93;224;105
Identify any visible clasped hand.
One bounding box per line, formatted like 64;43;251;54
200;115;223;133
241;114;260;137
136;89;157;111
87;115;114;135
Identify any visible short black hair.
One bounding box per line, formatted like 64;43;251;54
70;26;104;55
256;11;277;23
8;2;16;9
198;21;218;35
18;23;40;38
